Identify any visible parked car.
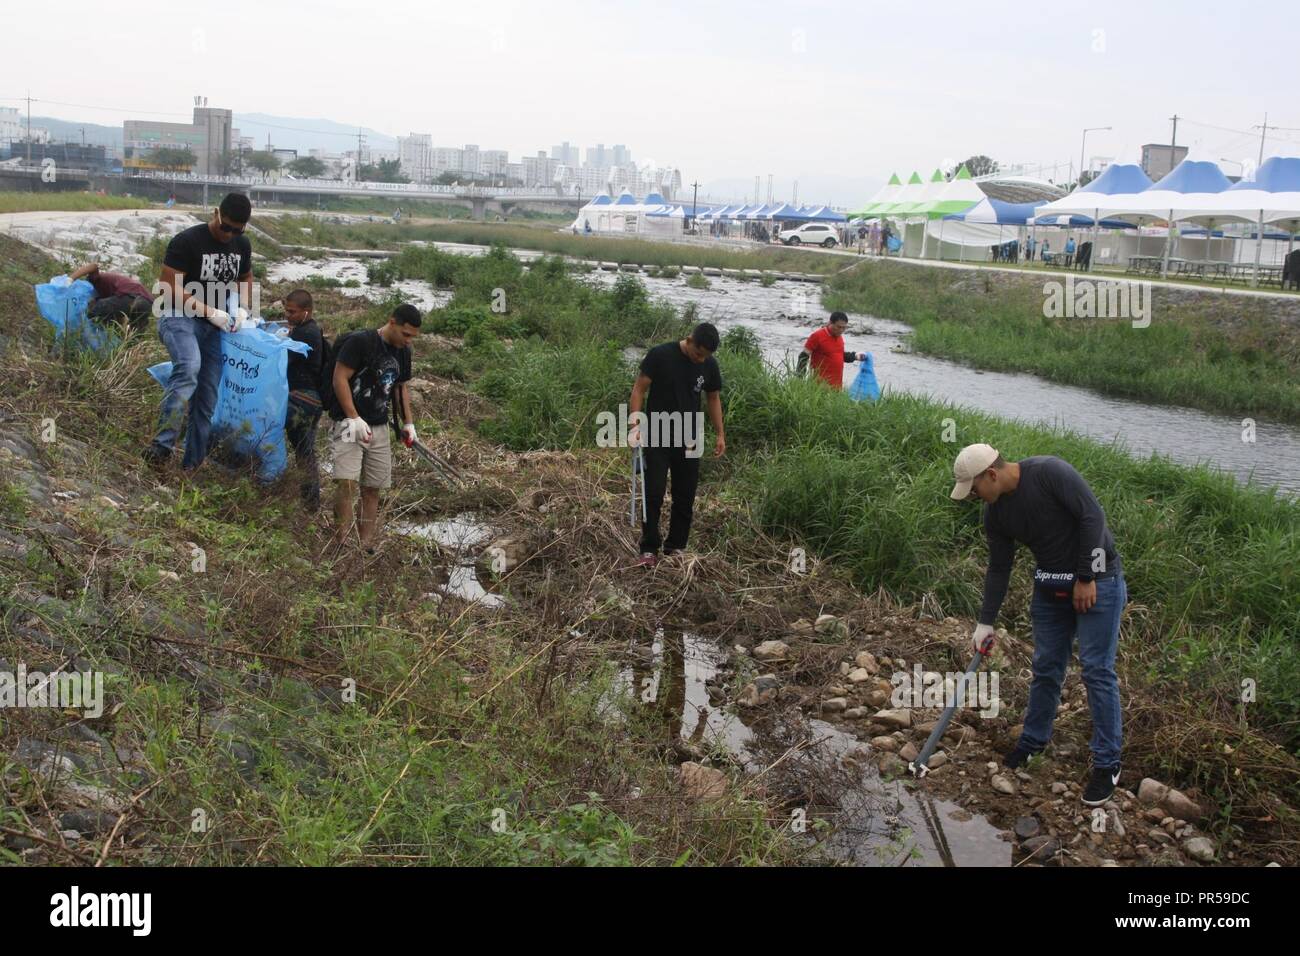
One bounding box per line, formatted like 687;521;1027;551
779;222;838;247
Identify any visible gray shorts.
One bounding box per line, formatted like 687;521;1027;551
329;419;392;489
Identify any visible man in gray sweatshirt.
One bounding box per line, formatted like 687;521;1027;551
950;443;1127;806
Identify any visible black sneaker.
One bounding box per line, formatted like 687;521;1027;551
1002;744;1042;769
1082;765;1120;806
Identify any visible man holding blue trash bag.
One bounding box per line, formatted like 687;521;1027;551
797;311;868;390
144;192;256;472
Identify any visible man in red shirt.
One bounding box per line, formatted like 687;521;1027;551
798;311;866;388
67;261;153;331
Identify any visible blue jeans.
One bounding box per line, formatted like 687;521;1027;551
1019;573;1127;767
153;314;223;470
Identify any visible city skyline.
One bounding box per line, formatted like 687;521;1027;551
4;0;1299;206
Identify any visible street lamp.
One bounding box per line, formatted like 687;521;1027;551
1079;126;1111;189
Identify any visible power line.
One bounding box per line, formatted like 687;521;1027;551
0;95;189;117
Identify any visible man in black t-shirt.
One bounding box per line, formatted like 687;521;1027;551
146;192;256;472
628;322;726;567
282;289;325;510
329;303;421;551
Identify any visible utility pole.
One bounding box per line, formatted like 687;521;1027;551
690;179;699;233
1169;113;1180;172
766;173;773;204
754;175;760;205
1252;114;1300;167
25;91;32;164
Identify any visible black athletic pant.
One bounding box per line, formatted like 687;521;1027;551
88;294;152;331
639;445;700;554
286;391;322;508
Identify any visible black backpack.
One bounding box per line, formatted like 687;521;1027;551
319;329;373;415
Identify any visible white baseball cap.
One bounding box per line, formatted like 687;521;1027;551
950;443;1000;500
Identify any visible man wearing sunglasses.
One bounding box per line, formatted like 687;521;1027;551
950;443;1127;807
146;192;255;471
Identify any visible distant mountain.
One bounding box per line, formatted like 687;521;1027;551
31;117;122;149
28;112;399;158
700;174;882;211
234;114;398;155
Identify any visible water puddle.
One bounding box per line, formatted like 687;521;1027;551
611;629;1009;866
266;257;450;312
612;630;755;764
394;512;505;607
798;719;1011;866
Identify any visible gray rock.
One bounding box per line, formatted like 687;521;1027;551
1051;782;1069;795
1137;777;1205;823
876;753;906;776
1183;836;1216;863
871;708;912;729
738;675;780;708
58;810;120;836
991;774;1018;795
821;697;848;713
870;736;899;752
679;762;728;801
898;742;919;762
753;640;790;662
1014;816;1041;840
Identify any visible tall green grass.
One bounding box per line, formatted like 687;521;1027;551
824;259;1300;423
0;191;151;214
433;249;1300;745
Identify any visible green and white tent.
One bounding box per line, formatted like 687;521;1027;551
852;172;899;218
921;165;984;218
889;169;948;216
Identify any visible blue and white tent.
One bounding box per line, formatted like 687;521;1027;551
1200;156;1300;224
801;205;847;222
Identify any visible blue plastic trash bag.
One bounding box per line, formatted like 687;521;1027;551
147;326;310;483
849;352;881;402
34;275;120;355
885;235;902;253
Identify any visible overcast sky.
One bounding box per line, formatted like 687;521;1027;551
4;0;1298;205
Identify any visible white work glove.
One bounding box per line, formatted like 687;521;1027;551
205;308;235;332
342;417;372;444
401;423;417;448
972;623;996;656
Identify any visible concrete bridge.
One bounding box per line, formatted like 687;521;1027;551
113;171;585;220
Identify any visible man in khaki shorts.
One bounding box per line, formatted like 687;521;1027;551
329;304;422;550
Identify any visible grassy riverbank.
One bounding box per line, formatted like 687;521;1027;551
3;231;1296;863
823;258;1300;423
256;213;846;274
0;191;152;214
0;234;794;865
386;244;1300;753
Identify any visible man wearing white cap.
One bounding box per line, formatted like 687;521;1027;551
950;443;1126;806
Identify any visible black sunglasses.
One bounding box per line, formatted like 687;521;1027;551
217;211;246;235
